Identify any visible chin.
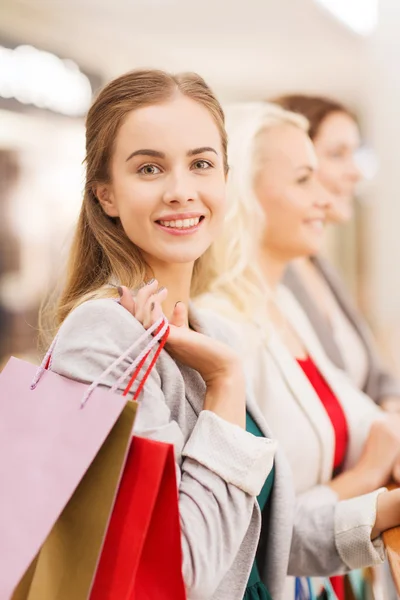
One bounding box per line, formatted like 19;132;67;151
326;198;354;224
299;241;324;258
152;247;207;265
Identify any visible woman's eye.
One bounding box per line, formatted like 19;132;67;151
138;164;161;175
328;150;346;159
297;175;310;185
192;159;212;170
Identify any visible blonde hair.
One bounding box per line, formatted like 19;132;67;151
40;69;228;341
195;101;309;322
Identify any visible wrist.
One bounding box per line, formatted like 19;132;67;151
206;360;245;390
351;464;386;495
204;368;246;429
372;488;400;539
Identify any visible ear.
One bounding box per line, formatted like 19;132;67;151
95;183;119;217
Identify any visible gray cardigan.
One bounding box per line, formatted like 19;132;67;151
284;256;400;405
50;299;354;599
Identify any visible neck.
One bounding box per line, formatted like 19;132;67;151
258;244;287;291
146;260;194;322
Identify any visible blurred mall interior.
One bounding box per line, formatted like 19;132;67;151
1;0;400;371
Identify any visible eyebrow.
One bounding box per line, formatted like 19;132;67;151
126;149;165;162
187;146;218;157
126;146;218;162
295;165;315;172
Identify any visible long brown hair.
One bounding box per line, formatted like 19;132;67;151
271;94;356;140
42;69;228;338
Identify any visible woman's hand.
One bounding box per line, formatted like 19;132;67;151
118;283;246;427
371;488;400;539
380;396;400;414
330;416;400;499
354;417;400;489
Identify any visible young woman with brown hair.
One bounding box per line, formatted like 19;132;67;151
45;69;287;600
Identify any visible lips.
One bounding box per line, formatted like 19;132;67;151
304;218;325;231
158;216;202;229
154;214;205;236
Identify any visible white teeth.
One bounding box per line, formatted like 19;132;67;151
308;220;324;231
159;217;201;229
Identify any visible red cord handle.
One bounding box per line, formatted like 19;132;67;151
123;324;170;400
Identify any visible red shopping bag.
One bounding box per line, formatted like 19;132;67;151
90;438;186;600
90;321;187;600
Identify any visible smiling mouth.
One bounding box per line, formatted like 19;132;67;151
304;219;325;231
156;216;205;230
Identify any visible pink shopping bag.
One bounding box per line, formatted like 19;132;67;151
0;313;168;600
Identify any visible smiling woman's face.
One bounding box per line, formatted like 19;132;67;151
254;123;331;262
96;94;227;269
313;111;362;224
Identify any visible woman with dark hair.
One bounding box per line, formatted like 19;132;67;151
273;94;400;412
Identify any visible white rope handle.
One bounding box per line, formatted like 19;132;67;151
30;307;167;409
80;316;166;407
110;318;169;395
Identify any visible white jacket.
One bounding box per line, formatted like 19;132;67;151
196;286;386;597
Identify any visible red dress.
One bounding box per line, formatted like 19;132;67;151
297;356;349;600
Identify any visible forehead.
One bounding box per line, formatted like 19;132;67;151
114;95;222;156
257;124;317;169
316;112;360;147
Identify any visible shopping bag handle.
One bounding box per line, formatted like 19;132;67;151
79;318;169;407
111;319;169;398
122;322;170;401
30;310;169;407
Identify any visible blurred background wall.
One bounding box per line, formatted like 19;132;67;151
0;0;399;373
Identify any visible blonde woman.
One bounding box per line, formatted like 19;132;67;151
195;103;400;599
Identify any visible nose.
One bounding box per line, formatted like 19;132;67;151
162;170;196;206
314;179;332;211
347;157;362;183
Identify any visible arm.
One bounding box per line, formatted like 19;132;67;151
288;485;386;577
51;299;276;598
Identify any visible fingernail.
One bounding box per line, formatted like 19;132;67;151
117;286;123;297
175;301;181;307
147;278;155;285
150;302;155;312
158;286;166;293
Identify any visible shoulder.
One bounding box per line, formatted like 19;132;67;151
55;297;153;360
51;298;153;383
58;298;145;339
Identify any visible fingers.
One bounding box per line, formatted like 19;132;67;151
381;398;400;413
118;286;136;315
170;301;188;328
117;279;170;330
134;280;159;323
142;287;168;329
133;280;168;330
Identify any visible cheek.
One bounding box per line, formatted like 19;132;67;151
319;160;343;193
256;178;279;216
115;178;159;219
203;178;227;219
263;195;292;236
